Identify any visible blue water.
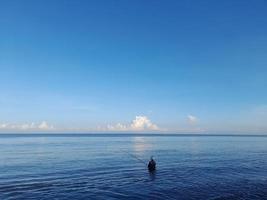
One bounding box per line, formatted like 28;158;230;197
0;134;267;200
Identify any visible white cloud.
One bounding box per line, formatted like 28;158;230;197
130;116;159;131
105;116;159;132
20;122;35;130
0;121;54;131
38;121;53;130
0;123;8;128
107;123;127;131
187;115;198;125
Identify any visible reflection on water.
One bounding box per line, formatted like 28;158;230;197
149;170;156;181
132;137;152;154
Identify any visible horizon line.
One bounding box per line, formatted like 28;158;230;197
0;133;267;137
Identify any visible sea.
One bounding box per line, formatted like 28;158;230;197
0;134;267;200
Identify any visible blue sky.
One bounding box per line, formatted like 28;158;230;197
0;0;267;133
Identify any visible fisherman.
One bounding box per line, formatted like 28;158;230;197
148;156;156;172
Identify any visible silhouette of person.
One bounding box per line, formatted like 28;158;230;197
148;156;156;172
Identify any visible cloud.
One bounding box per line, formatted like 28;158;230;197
187;115;198;125
0;123;8;128
0;121;54;131
130;116;159;131
105;116;159;132
106;123;127;131
38;121;53;130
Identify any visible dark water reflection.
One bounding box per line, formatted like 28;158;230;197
149;170;156;181
0;135;267;199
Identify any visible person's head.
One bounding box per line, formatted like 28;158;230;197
150;156;154;161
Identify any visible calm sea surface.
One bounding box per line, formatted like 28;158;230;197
0;134;267;200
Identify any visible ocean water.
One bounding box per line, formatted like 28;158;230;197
0;134;267;200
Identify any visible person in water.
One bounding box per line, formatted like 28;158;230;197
148;156;156;171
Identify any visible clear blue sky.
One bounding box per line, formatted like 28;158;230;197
0;0;267;133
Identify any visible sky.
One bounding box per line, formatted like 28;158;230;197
0;0;267;133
